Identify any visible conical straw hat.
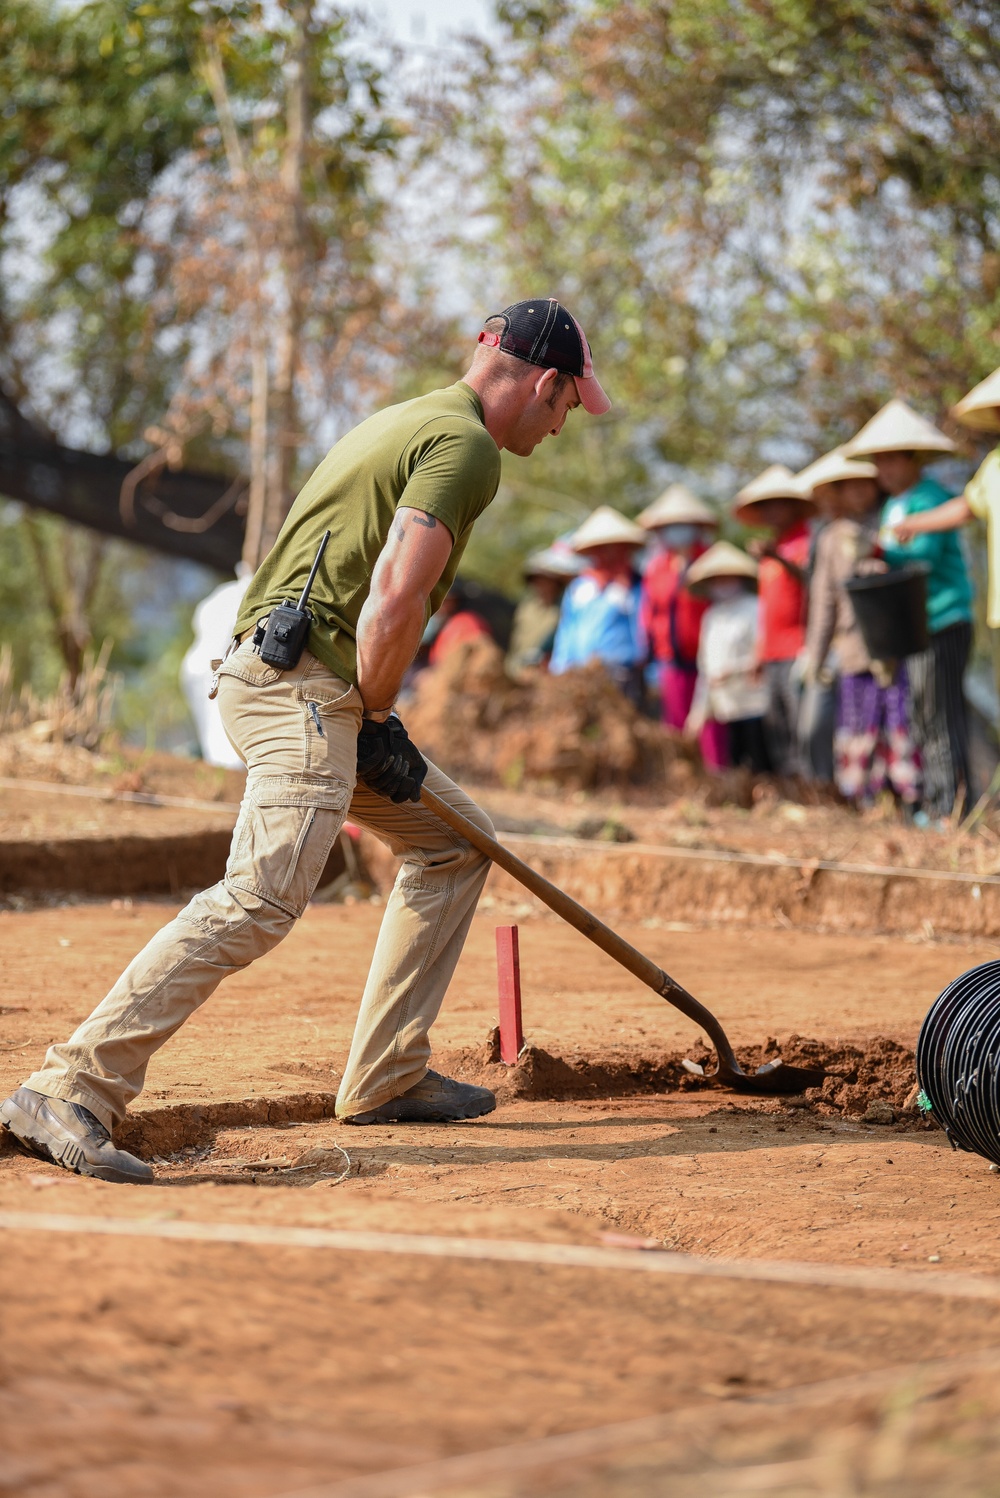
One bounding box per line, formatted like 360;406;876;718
842;398;956;457
731;464;811;523
953;366;1000;434
795;446;878;495
523;546;582;580
569;505;647;552
637;483;719;530
685;540;758;591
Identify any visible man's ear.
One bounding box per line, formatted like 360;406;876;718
533;366;560;400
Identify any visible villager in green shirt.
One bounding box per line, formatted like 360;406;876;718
844;397;973;820
892;367;1000;630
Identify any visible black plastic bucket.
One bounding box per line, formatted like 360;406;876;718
845;563;929;660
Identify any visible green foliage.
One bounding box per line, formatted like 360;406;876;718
0;502;151;693
0;507;59;690
113;582;198;750
0;0;409;734
455;0;1000;505
0;0;215;444
0;0;401;457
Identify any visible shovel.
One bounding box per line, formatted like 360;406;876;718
420;786;825;1096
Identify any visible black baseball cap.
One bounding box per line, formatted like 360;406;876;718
478;298;611;415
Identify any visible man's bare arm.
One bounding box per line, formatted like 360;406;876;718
355;508;454;715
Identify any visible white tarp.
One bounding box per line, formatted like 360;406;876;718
180;573;252;768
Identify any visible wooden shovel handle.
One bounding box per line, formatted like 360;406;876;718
419;785;741;1072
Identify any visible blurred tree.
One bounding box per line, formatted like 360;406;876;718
0;0;450;716
0;0;212;694
446;0;1000;521
0;0;408;566
143;0;409;564
0;0;214;691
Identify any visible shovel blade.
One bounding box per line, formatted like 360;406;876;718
723;1058;826;1096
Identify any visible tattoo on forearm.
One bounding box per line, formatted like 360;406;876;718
393;515;407;542
411;512;437;528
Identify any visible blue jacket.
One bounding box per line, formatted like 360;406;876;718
550;573;645;673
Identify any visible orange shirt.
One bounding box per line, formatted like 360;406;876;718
428;610;491;667
757;522;810;662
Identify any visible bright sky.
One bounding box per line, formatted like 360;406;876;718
369;0;497;47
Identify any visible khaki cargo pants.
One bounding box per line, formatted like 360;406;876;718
26;641;494;1128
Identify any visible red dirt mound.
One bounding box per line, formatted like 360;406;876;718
444;1031;925;1125
405;639;696;792
782;1034;921;1119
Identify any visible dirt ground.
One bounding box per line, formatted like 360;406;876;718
6;732;1000;1494
4;891;1000;1495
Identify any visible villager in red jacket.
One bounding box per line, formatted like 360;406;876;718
732;465;815;777
637;483;727;768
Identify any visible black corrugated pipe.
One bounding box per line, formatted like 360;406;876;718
916;960;1000;1165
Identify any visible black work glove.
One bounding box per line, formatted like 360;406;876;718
356;715;428;804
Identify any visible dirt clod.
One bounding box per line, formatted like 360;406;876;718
405;639;696;791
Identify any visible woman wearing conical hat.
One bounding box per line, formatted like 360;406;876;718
684;542;772;774
791;447;856;781
731;464;814;778
844;398;974;820
797;448;921;809
636;484;725;765
549;505;647;703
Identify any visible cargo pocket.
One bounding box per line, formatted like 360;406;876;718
226;777;352;917
297;656;360;716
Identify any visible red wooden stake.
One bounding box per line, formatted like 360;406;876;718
495;925;524;1065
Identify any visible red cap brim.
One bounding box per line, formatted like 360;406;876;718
566;309;611;415
574;373;612;416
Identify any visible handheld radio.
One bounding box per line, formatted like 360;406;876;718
255;529;331;671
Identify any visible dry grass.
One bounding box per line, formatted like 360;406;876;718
0;641;118;750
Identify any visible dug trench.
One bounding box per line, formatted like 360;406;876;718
94;1029;923;1160
10;769;1000;942
0;1024;904;1162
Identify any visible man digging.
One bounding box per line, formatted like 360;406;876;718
1;300;610;1184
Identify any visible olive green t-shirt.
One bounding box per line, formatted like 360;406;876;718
234;382;501;686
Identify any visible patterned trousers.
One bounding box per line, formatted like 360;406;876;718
835;667;921;807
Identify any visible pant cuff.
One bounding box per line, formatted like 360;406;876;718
22;1076;120;1135
334;1064;428;1119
